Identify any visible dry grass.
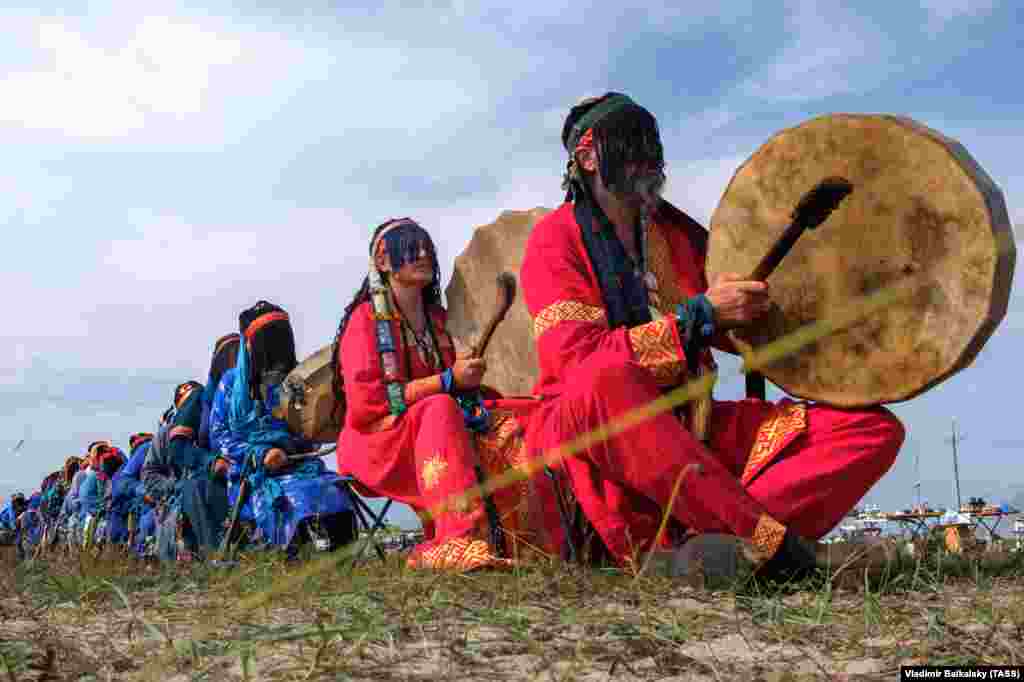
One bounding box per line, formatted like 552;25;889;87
3;540;1023;681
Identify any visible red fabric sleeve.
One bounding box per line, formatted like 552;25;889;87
521;204;687;395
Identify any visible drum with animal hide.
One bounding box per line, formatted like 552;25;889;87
707;114;1015;406
274;344;341;443
445;208;550;397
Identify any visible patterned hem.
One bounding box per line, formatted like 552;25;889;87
741;402;808;485
628;317;685;386
532;300;607;340
747;514;787;565
406;537;514;572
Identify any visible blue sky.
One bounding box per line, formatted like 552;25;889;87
1;1;1022;526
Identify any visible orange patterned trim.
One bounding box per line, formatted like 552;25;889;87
421;455;448;491
628;316;685;386
750;514;787;563
741;403;808;485
532;300;607;340
646;219;687;317
407;537;514;572
474;409;530;545
404;375;443;405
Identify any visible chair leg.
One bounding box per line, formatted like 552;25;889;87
546;467;578;564
338;481;392;565
357;496;391;563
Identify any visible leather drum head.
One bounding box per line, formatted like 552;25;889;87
708;114;1015;405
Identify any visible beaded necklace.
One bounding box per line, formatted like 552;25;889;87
368;230;452;416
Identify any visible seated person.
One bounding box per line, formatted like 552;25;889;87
0;492;28;534
200;334;239;450
143;382;230;561
17;492;43;555
210;302;354;555
334;219;541;571
60;448;97;544
79;442;125;547
516;92;905;577
37;471;64;549
0;493;29;555
51;456;81;544
106;433;154;546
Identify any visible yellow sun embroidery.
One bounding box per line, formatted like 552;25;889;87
421;456;448;491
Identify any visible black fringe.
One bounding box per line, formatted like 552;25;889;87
239;301;298;401
592;104;665;195
207;334;239;395
559;93;665;201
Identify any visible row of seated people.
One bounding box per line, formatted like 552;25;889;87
8;317;357;563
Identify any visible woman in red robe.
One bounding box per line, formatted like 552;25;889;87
334;218;550;571
518;93;905;577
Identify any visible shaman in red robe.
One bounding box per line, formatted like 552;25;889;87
519;199;905;567
337;300;544;571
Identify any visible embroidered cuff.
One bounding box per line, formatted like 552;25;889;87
628;317;686;386
532;300;607;340
750;514;787;564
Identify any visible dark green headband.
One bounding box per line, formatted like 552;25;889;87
565;94;635;152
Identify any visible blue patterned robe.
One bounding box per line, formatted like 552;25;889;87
107;441;152;545
210;367;352;548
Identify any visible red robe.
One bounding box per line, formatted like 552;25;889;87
519;200;905;566
336;300;550;570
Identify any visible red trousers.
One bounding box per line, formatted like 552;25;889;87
525;355;904;562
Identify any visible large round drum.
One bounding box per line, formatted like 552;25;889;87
707;114;1015;406
446;208;550;397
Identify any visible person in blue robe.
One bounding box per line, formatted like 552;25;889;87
17;492;43;555
106;433;154;546
59;460;93;546
0;493;26;533
143;381;231;562
200;334;239;450
0;493;28;556
44;458;80;549
210;301;354;556
78;443;125;548
34;472;65;552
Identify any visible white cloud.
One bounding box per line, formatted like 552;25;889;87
739;2;883;102
0;17;242;137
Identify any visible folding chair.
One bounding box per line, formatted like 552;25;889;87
544;466;612;566
335;476;393;564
